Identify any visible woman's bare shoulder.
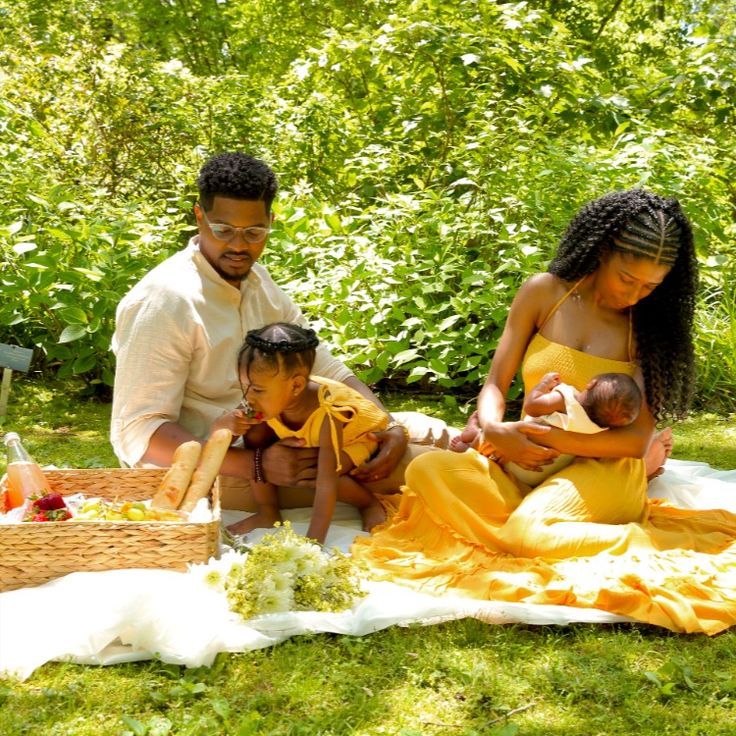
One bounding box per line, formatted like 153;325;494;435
515;273;570;304
511;273;574;328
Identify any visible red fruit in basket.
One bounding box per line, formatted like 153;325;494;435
34;493;67;511
32;512;48;522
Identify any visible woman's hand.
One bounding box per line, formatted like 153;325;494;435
480;420;560;471
262;438;319;487
350;425;409;483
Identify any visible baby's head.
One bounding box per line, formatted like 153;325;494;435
578;373;642;429
237;323;319;419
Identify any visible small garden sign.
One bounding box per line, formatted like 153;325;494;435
0;343;33;419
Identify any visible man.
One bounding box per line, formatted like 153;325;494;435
111;152;450;509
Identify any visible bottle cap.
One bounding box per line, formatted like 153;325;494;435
3;432;20;445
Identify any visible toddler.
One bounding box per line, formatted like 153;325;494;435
216;323;389;544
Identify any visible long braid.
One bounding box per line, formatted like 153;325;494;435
548;189;698;420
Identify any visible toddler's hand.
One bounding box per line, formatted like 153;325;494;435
211;408;264;437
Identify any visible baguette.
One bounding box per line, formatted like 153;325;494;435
151;441;202;510
178;428;232;512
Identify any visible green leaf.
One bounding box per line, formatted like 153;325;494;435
393;348;421;366
406;366;429;383
212;697;231;720
437;314;462;332
73;267;104;282
59;307;89;324
72;353;98;373
59;325;87;343
120;715;147;736
324;213;342;232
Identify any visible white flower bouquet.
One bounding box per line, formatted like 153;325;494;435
194;522;366;620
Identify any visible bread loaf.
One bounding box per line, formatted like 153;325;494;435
178;428;232;512
151;441;202;510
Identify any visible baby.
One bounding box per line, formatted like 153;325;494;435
451;371;642;488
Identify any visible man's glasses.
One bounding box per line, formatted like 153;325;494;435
200;208;271;244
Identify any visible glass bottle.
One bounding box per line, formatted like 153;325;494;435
3;432;52;509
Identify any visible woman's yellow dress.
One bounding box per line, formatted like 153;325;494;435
353;335;736;634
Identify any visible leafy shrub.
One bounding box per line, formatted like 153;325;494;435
1;0;734;410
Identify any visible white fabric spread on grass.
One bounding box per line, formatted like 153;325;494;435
1;459;735;681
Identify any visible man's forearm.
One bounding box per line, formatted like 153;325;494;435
142;421;255;479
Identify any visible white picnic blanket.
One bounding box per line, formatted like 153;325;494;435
1;459;735;681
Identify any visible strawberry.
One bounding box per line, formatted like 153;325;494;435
34;493;67;511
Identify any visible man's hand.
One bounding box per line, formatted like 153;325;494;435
350;425;408;482
262;438;319;487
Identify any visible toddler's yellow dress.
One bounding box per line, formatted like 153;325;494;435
353;321;736;634
267;376;388;470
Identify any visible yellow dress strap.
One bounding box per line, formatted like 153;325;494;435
318;383;356;473
539;276;587;331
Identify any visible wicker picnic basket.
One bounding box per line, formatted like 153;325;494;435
0;468;221;592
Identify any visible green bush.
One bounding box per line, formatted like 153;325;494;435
1;0;734;410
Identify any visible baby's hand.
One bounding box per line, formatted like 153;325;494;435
538;372;561;392
211;408;263;437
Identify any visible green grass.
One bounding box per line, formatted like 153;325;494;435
1;377;735;736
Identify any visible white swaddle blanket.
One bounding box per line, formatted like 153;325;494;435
2;459;735;681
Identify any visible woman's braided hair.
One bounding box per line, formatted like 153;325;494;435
238;322;319;378
548;189;698;420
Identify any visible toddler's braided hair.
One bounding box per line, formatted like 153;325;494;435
548;189;698;420
238;323;319;377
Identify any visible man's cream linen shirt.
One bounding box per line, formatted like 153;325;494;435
110;238;353;466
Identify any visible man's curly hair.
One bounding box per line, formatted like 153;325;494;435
548;189;698;421
197;152;278;213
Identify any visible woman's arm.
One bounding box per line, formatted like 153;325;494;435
306;418;342;544
535;414;655;458
476;276;562;468
478;276;554;422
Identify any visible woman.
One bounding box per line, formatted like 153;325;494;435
353;189;736;634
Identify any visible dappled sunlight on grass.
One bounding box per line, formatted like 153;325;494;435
672;413;736;470
1;380;735;735
0;376;117;473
